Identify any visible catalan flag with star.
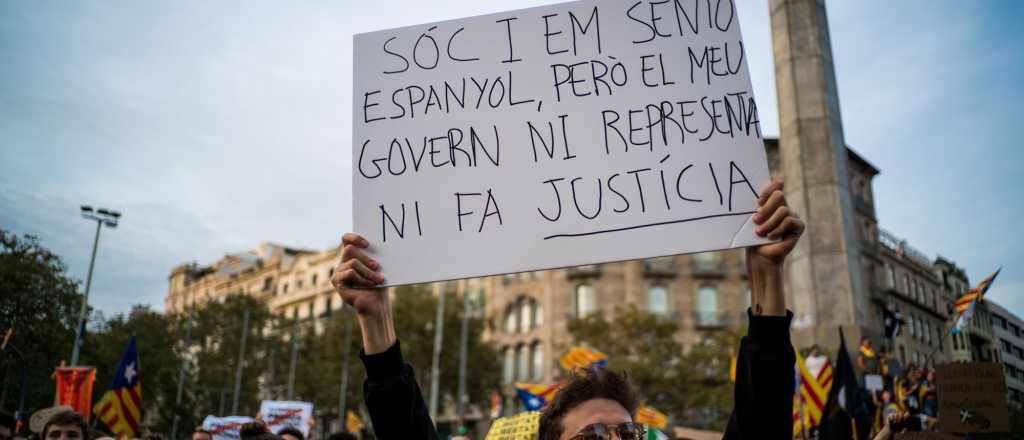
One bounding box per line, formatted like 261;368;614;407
952;268;1000;333
96;337;142;439
559;347;608;371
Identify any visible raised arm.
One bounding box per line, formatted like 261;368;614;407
724;180;804;440
331;233;439;440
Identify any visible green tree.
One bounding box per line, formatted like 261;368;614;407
80;306;184;436
288;285;500;427
567;305;740;431
0;230;81;417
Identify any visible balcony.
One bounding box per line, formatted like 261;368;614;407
689;259;728;278
643;257;677;277
567;264;601;279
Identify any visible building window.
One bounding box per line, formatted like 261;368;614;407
504;307;517;334
648;285;669;316
264;277;273;292
312;274;318;286
696;286;719;326
282;283;289;294
924;322;931;345
907;314;915;337
516;344;529;382
904;273;911;294
887;266;896;289
519;298;532;332
292;307;299;321
575;284;596;318
534;302;544;328
324;296;333;317
531;342;544;380
693;251;719;271
503;347;514;384
308;302;314;319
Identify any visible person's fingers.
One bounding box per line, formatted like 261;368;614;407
339;267;374;288
342;233;369;248
768;217;802;243
757;180;783;206
348;258;384;284
755;206;789;237
341;243;379;270
753;190;786;224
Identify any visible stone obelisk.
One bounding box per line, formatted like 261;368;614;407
770;0;869;348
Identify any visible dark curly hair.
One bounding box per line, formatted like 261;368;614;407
277;427;303;440
537;369;639;440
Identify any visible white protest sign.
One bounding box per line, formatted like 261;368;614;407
353;0;770;286
259;400;314;437
202;416;254;440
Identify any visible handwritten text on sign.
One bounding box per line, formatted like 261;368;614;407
353;0;770;286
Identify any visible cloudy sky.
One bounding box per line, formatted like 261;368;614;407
1;0;1022;318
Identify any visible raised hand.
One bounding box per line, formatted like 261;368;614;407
748;180;805;266
330;233;394;354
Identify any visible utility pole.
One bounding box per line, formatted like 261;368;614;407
232;308;249;415
428;289;446;422
70;206;121;366
337;309;353;432
170;317;193;440
287;319;300;400
455;291;472;425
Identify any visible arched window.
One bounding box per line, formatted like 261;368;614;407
908;314;916;337
575;284;596;318
648;285;669;316
534;302;544;328
502;347;514;384
504;307;517;334
516;344;529;381
696;286;719;326
531;342;544;380
519;298;532;332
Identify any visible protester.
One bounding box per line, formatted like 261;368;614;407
857;338;877;376
332;180;805;440
877;346;901;393
277;427;303;440
326;432;357;440
0;411;14;440
239;421;279;440
805;344;828;379
920;369;937;428
871;412;910;440
191;428;213;440
41;411;87;440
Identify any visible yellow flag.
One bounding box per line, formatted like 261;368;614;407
345;410;362;433
635;405;668;429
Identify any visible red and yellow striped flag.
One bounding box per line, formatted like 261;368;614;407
792;349;832;437
954;269;1000;313
96;337;142;439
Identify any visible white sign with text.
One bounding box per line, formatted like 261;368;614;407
353;0;770;285
259;400;314;437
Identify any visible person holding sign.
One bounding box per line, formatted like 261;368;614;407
332;180;803;440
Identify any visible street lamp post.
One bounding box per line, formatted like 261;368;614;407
69;205;121;367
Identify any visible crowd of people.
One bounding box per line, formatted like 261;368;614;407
855;339;940;436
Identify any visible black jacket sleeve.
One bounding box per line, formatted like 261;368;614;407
722;310;795;440
360;340;440;440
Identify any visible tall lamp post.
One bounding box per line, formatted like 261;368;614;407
69;205;121;367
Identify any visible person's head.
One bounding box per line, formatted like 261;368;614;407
192;428;213;440
326;433;356;440
808;345;820;356
860;337;871;348
538;369;641;440
0;411;16;440
277;427;303;440
41;411;86;440
927;369;935;382
904;363;917;380
881;390;892;403
239;422;273;440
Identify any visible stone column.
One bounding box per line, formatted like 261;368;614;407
769;0;868;348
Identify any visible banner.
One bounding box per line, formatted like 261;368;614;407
352;0;771;286
54;367;96;419
485;411;540;440
935;362;1009;433
258;401;313;437
202;416;255;440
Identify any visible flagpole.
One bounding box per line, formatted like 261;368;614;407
232;308;250;415
428;289;446;422
171;316;193;440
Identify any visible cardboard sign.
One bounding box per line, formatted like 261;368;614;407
352;0;771;285
864;374;884;392
202;416;255;440
936;362;1009;433
894;433;961;440
259;400;314;437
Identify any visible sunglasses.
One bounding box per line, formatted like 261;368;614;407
569;422;646;440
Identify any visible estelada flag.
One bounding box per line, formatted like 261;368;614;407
96;337;142;439
954;268;1000;314
55;367;96;419
635;405;668;429
559;346;608;371
792;347;831;437
514;383;562;411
